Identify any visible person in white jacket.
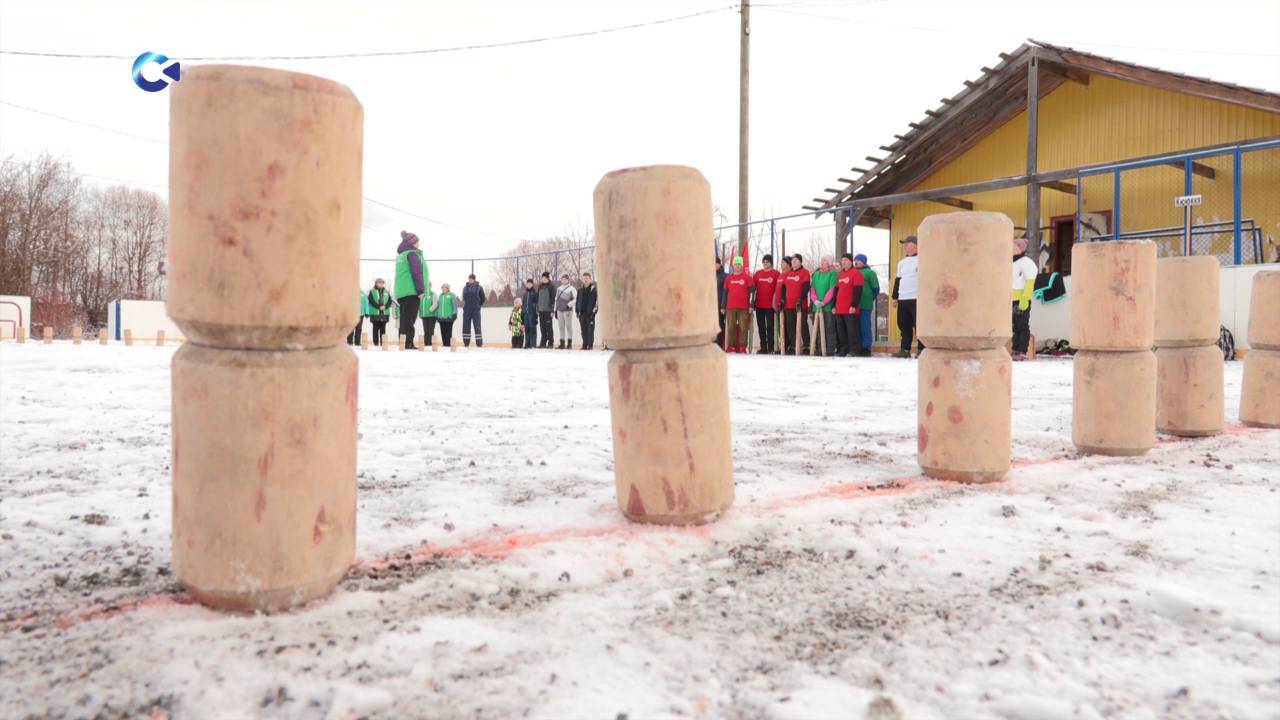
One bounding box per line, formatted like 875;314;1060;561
554;274;578;349
891;235;922;358
1011;236;1039;360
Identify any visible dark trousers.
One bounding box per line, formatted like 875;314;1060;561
524;320;537;348
398;296;421;349
423;317;437;343
347;320;362;346
580;313;596;349
439;319;455;347
370;319;388;346
539;311;553;347
1012;302;1032;355
755;309;775;354
463;308;483;347
835;313;859;356
859;310;874;353
783;308;811;355
897;299;923;354
716;311;726;348
511;334;522;348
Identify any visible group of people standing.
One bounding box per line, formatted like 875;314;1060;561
716;252;881;357
344;231;600;351
512;272;598;350
345;231;480;350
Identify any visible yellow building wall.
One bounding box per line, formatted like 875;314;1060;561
885;74;1280;344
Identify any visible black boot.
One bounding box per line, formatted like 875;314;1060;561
558;340;565;349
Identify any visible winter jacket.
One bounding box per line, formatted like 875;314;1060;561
360;290;371;317
576;283;598;316
509;308;524;335
716;268;728;309
419;289;438;318
462;281;486;310
536;282;555;313
892;255;919;301
723;271;755;310
522;286;540;323
367;287;393;320
810;269;838;311
554;284;577;314
858;267;880;310
394;238;427;299
753;268;780;309
781;268;811;310
436;292;458;321
834;268;864;315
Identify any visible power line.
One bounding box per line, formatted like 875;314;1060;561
0;101;167;145
0;98;513;241
0;5;734;61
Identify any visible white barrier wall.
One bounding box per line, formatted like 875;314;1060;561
108;300;187;342
1030;262;1275;350
0;295;31;339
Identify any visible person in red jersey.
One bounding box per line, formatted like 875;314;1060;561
752;254;781;355
722;256;756;353
833;253;864;357
781;254;811;355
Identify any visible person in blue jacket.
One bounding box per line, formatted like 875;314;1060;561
461;274;486;347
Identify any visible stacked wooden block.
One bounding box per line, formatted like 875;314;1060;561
1241;271;1280;428
1071;241;1157;455
915;212;1014;483
594;166;734;524
1154;256;1223;436
167;65;363;612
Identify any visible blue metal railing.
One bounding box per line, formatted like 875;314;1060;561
1075;138;1280;264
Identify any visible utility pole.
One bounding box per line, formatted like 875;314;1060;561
737;0;750;257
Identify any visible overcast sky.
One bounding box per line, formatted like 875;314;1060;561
1;0;1277;282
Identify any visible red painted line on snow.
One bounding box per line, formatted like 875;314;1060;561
7;428;1271;635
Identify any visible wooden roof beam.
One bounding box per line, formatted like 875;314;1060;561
851;166;871;173
1164;160;1217;180
865;156;884;164
1040;179;1076;195
940;97;957;105
925;109;944;118
929;196;974;211
838;177;859;183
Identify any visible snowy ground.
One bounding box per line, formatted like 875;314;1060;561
1;342;1277;720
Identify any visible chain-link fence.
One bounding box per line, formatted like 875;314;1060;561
1075;139;1280;265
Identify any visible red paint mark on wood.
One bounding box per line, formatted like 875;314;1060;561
618;427;628;442
626;485;646;516
918;424;929;452
618;363;632;402
660;418;669;434
313;507;328;545
677;487;690;511
255;488;266;523
947;405;964;424
661;478;676;511
257;435;275;479
935;284;959;308
346;367;359;425
932;375;941;388
236;205;264;222
926;401;934;417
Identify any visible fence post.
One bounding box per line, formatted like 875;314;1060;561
769;219;775;260
1113;169;1121;241
1075;172;1082;242
1233;148;1243;265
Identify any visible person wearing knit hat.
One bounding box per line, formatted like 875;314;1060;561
722;256;755;353
854;253;880;356
394;230;428;350
752;253;781;355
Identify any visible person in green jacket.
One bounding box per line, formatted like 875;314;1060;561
808;256;838;356
435;283;458;347
419;282;438;344
348;289;369;345
853;254;880;356
509;297;525;349
394;231;428;350
367;278;392;347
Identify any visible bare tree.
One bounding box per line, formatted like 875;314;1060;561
489;222;595;301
